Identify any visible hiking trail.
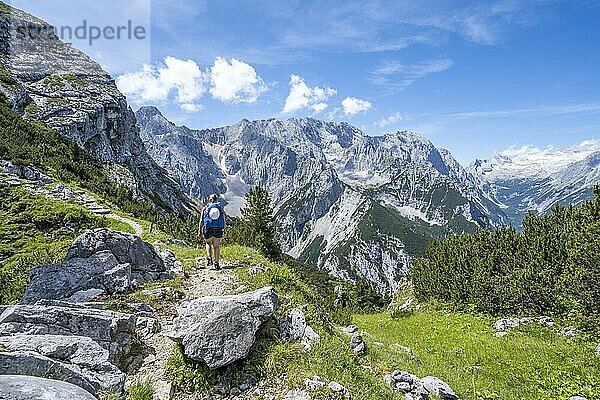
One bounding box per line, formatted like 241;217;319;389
126;257;238;400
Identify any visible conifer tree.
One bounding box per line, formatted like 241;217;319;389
240;186;282;261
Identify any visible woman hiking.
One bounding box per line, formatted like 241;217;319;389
198;194;227;269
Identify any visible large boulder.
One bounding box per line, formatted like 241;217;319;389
0;334;125;395
168;287;279;369
23;228;182;304
0;375;98;400
0;304;137;368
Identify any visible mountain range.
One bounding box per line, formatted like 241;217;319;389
136;106;511;293
2;4;599;294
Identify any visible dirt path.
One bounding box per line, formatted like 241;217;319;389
126;257;238;400
105;212;144;236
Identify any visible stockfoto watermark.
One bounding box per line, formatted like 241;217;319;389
14;20;147;46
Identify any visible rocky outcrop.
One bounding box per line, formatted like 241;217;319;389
0;156;53;184
0;335;124;394
167;287;279;369
0;375;98;400
422;376;460;400
384;370;459;400
0;303;137;369
279;308;320;351
23;228;183;304
0;5;192;213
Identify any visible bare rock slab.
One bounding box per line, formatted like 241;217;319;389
0;334;125;395
168;287;278;369
0;375;98;400
0;304;137;369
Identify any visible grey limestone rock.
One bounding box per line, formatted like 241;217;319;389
279;308;320;351
0;304;137;369
0;6;192;214
0;375;98;400
0;334;125;395
422;376;459;400
167;287;279;369
349;332;367;355
23;228;181;304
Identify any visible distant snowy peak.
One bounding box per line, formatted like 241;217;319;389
470;139;600;181
470;139;600;227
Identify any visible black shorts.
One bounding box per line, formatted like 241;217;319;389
204;228;223;239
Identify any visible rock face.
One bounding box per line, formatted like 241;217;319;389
0;375;98;400
0;5;192;213
168;287;279;369
136;109;508;294
0;303;137;369
0;335;125;394
23;228;182;304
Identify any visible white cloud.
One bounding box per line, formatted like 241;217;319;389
341;97;372;115
180;103;203;112
117;56;267;110
209;57;267;103
283;75;336;113
375;111;403;127
116;56;207;111
372;59;454;89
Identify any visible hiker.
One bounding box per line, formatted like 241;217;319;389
198;193;226;269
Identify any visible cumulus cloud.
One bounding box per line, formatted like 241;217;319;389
209;57;267;103
116;56;207;111
375;111;403;127
283;75;336;113
117;56;267;111
341;97;372;115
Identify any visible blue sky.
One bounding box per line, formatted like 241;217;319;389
10;0;600;164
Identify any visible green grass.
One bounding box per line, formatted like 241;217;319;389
354;311;600;400
127;378;154;400
104;217;135;234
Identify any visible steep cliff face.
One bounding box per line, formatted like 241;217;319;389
0;5;192;213
136;110;507;294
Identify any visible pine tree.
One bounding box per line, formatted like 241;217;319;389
240;186;282;261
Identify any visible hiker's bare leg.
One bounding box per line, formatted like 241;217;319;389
213;238;221;264
205;237;213;260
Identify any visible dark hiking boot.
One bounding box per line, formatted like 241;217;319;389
207;258;213;267
214;262;220;270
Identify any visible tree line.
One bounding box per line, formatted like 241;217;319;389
412;186;600;333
